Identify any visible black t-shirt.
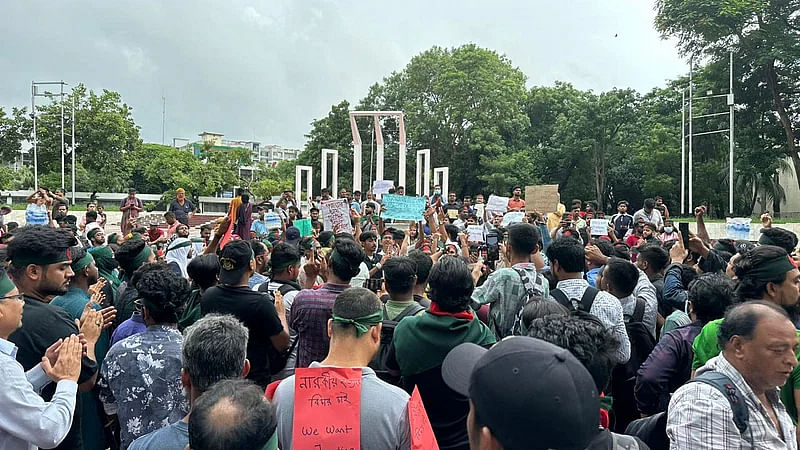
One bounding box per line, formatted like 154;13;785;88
9;295;100;450
200;285;284;387
364;252;383;279
586;428;649;449
169;199;195;225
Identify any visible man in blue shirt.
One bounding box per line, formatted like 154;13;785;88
251;207;269;240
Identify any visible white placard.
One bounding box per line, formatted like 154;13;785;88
486;195;509;217
590;219;609;236
501;212;525;227
467;225;485;242
372;180;394;195
320;198;354;235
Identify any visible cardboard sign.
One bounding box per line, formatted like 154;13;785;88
447;209;459;220
590;219;609;236
292;367;362;450
321;199;354;235
382;194;427;222
486;195;509;217
524;185;560;213
372;180;394;195
294;218;313;237
467;225;485;243
265;212;282;230
409;386;439;450
501;212;525;227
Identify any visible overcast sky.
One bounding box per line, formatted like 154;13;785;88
1;1;687;149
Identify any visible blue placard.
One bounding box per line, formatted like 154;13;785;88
382;195;427;222
265;212;282;230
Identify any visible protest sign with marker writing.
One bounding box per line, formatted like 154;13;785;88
321;199;354;235
382;194;427;222
292;367;362;450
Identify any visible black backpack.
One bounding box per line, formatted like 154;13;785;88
625;370;750;450
369;303;425;385
612;297;656;432
551;286;602;326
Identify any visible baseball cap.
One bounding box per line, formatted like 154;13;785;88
218;240;254;285
442;337;599;450
284;226;301;247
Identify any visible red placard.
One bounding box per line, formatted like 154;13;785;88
292;367;362;450
409;386;439;449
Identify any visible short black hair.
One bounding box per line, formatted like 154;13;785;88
428;256;474;313
383;256;417;295
734;245;791;302
188;379;277;450
545;237;585;273
638;245;670;273
164;211;176;220
507;223;540;255
603;257;639;297
718;300;791;350
407;250;433;285
359;231;377;242
310;207;319;213
714;238;737;255
444;224;459;243
269;243;300;276
187;255;221;291
250;240;267;257
318;231;335;248
331;287;381;337
688;273;734;324
612;242;631;260
7;226;77;278
115;239;148;275
85;210;98;221
643;198;655;209
591;239;614;258
329;238;365;282
527;315;619;392
760;227;799;253
137;264;190;324
200;224;213;233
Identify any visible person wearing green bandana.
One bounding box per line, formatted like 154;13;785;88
273;287;412;449
6;225;106;450
88;246;121;297
51;246;115;450
388;256;496;449
692;245;800;428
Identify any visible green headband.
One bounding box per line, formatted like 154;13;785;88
332;310;384;337
132;246;154;270
270;257;300;274
72;253;94;272
0;271;16;297
747;254;797;283
12;247;72;269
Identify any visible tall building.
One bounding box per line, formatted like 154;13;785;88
179;132;300;167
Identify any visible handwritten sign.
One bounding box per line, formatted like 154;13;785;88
726;217;752;240
265;212;282;230
293;367;362;450
590;219;609;236
382;195;426;222
321;199;354;235
294;218;313;237
525;185;560;213
486;195;509;217
447;209;459;220
467;225;485;243
372;180;394;195
501;212;525;227
473;203;486;219
409;386;439;450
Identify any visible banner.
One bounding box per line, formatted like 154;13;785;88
524;185;560;213
590;219;609;236
486;195;509;217
372;180;394;195
292;367;362;450
321;199;354;235
382;194;427;222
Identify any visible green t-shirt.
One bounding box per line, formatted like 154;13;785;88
385;299;425;321
692;318;800;423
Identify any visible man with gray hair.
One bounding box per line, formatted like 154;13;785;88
667;301;798;449
128;314;251;450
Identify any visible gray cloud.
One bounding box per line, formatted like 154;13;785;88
1;0;685;149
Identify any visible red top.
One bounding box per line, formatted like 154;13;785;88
507;197;526;212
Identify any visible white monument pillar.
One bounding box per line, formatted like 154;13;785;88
416;149;431;196
349;111;406;194
433;167;449;201
373;115;384;183
350;114;362;193
321;149;339;198
295;165;313;210
398;114;407;189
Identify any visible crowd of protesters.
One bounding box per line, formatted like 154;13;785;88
1;184;799;450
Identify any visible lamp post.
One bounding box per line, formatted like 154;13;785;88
31;81;68;191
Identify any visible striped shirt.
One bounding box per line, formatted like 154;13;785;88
667;354;797;450
290;283;351;368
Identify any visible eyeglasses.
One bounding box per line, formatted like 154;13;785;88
0;293;24;303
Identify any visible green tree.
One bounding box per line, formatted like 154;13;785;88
296;100;355;194
0;107;31;165
655;0;800;191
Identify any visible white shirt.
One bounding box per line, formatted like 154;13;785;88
549;278;631;364
0;337;78;450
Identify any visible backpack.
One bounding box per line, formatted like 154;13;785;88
625;370;750;450
262;281;302;375
510;267;541;335
369;303;425;385
612;297;657;432
550;286;602;325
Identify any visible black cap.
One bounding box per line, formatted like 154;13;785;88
285;226;301;247
218;240;254;285
442;337;599;450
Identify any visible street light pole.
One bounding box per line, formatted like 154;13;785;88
681;90;686;215
71;91;76;205
31;82;38;191
729;51;734;214
61;81;65;189
688;58;694;212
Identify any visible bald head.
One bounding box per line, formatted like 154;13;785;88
188;379;276;450
718;300;792;350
